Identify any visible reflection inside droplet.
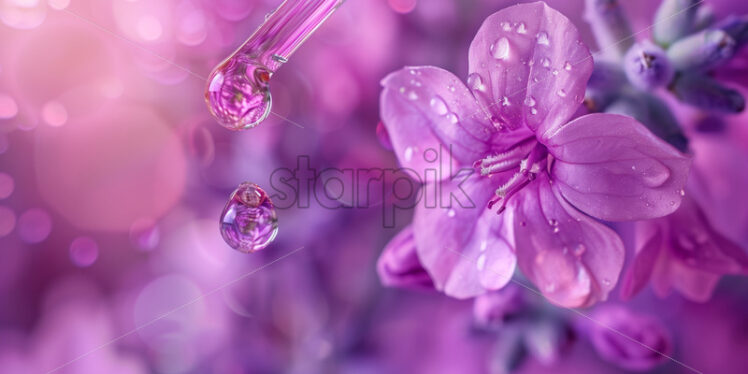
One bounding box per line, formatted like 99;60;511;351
219;182;278;253
205;57;272;131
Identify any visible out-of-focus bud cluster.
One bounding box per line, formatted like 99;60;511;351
584;0;747;148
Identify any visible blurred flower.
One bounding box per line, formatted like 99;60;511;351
377;225;434;290
584;305;672;371
622;193;748;301
379;2;689;307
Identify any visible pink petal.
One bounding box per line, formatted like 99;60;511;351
413;173;516;298
377;225;435;290
545;113;691;222
468;2;592;135
620;222;663;300
664;195;748;274
380;66;494;179
510;173;624;308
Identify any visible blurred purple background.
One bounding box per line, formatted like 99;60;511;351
1;0;747;373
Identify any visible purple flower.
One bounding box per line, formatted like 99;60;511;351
621;193;748;302
584;305;672;371
378;2;691;307
377;225;434;290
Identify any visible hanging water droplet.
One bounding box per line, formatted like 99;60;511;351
516;22;527;34
430;96;449;115
564;62;572;71
525;96;537;107
220;183;278;253
557;89;567;98
491;37;511;60
467;73;486;92
536;31;550;46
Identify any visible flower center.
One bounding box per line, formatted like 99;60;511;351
474;139;548;214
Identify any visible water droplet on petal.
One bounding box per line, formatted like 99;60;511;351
552;226;560;234
557;89;567;98
501;22;512;32
502;96;511;107
524;96;537;107
536;31;550;46
406;90;419;101
574;244;586;256
410;79;422;87
220;183;278;253
603;278;612;286
447;209;456;218
430;96;449;115
404;147;414;161
541;58;551;68
477;253;487;270
516;22;527;34
491;37;511;60
467;73;486;92
446;112;459;124
679;189;686;196
530;108;538;115
552;69;559;76
564;62;573;71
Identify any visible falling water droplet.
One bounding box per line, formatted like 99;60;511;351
220;183;278;253
536;31;550;46
491;37;511;60
430;96;449;115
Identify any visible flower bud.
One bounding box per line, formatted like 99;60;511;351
693;5;715;32
605;93;688;152
523;319;573;365
717;15;748;46
585;306;672;371
585;60;626;110
584;0;634;59
670;73;745;113
376;225;434;290
653;0;701;47
667;29;736;72
623;42;675;89
472;286;525;329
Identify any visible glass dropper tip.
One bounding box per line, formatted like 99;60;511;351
205;56;273;131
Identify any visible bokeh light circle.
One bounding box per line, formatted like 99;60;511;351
0;206;16;237
69;236;99;267
17;208;52;243
0;173;14;199
34;104;186;232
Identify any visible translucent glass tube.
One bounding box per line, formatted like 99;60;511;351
205;0;343;130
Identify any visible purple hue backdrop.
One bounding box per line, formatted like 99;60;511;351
1;0;747;373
